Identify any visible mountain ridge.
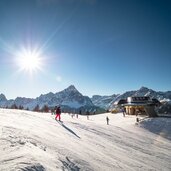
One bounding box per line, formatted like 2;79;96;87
0;85;104;113
0;86;171;113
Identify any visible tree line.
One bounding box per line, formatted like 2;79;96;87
4;104;50;113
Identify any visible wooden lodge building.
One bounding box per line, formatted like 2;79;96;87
117;96;160;117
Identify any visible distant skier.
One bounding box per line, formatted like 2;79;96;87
135;109;139;116
55;106;61;121
77;110;81;119
122;108;125;117
79;110;82;115
106;116;109;125
86;110;90;120
51;107;55;115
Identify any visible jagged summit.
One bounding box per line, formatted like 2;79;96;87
55;85;93;109
139;86;149;91
64;85;79;93
0;94;7;101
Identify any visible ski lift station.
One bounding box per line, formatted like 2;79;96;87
116;96;160;117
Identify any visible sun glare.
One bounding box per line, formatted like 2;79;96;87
16;48;43;74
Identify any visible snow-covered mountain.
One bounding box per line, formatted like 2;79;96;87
132;86;171;100
14;97;35;107
55;85;93;108
0;94;7;107
91;94;118;109
108;87;171;113
31;85;95;111
0;85;102;112
91;90;137;110
90;87;171;112
0;94;7;101
0;86;171;113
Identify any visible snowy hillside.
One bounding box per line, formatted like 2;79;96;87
0;109;171;171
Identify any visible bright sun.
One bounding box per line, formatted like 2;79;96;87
16;48;43;73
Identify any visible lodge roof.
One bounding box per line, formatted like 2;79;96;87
116;96;160;106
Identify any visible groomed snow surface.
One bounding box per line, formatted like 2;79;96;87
0;109;171;171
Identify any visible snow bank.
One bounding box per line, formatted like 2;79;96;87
138;117;171;140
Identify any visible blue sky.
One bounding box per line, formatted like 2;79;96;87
0;0;171;99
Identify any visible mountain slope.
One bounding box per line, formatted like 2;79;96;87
0;109;171;170
91;94;118;109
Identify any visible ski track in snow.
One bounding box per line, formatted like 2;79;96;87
0;109;171;171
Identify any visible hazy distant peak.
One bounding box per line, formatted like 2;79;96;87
15;97;34;100
139;86;149;91
0;93;7;101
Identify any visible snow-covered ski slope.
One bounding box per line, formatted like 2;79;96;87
0;109;171;171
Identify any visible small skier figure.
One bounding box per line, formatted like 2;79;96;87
55;106;61;121
79;110;82;115
122;108;125;117
86;110;90;120
135;109;138;116
106;116;109;125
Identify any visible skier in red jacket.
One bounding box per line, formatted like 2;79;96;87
55;106;61;121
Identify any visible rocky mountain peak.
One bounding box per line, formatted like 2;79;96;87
66;85;77;91
139;86;149;91
63;85;80;94
0;94;7;101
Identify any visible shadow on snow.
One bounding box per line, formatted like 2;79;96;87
56;120;80;139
